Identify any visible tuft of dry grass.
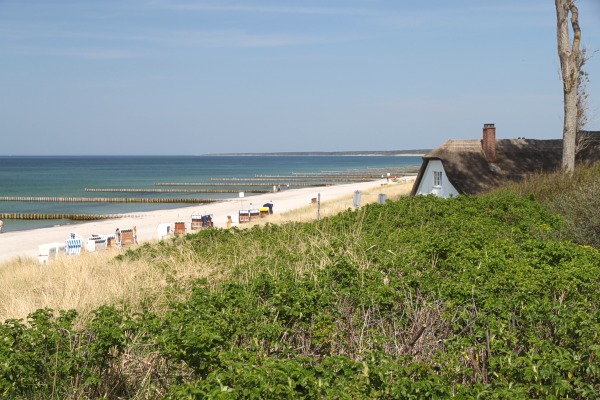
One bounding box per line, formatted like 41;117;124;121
0;251;134;324
0;246;219;326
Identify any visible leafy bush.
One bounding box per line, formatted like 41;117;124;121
0;306;137;399
498;163;600;248
2;191;600;398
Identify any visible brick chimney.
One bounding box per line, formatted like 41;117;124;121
482;123;496;163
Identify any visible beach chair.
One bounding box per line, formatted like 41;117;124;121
238;210;251;223
191;214;213;230
38;242;65;264
106;235;117;248
66;235;83;256
174;222;186;235
191;215;203;230
120;228;135;246
201;214;213;227
157;223;174;239
86;236;108;252
249;209;260;221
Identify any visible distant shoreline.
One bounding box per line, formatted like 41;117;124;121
205;151;429;157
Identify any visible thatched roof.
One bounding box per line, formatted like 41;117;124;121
411;131;600;196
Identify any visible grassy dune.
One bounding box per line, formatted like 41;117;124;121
0;180;413;325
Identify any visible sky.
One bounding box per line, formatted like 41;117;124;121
1;0;599;155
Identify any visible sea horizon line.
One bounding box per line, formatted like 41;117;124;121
0;150;428;157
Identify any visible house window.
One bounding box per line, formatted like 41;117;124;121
433;171;442;187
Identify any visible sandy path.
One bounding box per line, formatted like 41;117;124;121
0;179;394;264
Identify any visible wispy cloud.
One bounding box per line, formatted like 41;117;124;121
149;0;376;16
153;29;332;48
375;2;555;31
1;19;348;59
0;1;383;59
68;48;151;60
3;45;152;60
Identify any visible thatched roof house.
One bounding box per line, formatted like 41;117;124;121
411;124;600;197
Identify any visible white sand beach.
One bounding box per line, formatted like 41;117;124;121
0;179;412;264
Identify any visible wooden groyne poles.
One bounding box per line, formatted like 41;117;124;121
0;196;219;204
0;213;126;220
154;182;331;187
85;188;270;194
210;177;375;183
260;174;380;177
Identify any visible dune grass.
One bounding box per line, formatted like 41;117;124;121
0;180;414;325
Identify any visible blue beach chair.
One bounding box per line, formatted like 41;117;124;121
66;234;83;256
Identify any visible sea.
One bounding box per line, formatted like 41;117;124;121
0;155;422;233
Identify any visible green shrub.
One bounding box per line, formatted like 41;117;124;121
3;190;600;398
498;163;600;248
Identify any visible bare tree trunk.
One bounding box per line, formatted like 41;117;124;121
555;0;581;172
563;79;578;171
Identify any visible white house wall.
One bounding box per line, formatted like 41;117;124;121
415;159;459;198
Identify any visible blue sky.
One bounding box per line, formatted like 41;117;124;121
1;0;599;155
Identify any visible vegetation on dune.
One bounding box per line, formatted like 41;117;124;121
0;181;412;324
498;163;600;248
1;167;600;398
